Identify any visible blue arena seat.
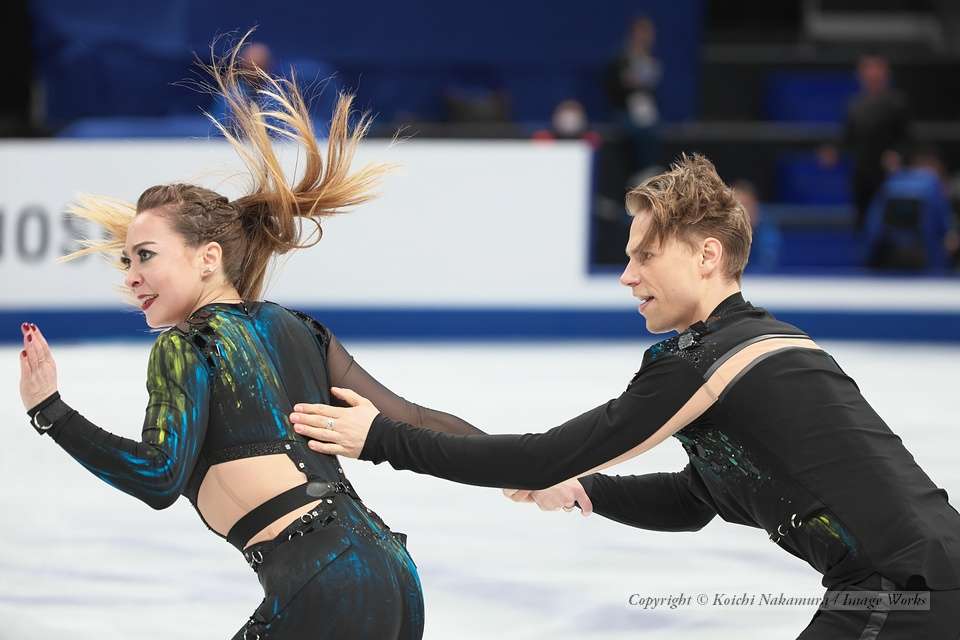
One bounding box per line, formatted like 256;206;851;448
58;116;217;139
775;153;853;205
764;72;859;123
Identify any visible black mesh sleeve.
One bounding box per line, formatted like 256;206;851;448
288;308;485;436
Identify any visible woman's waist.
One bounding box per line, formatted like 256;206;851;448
228;479;362;552
241;487;407;581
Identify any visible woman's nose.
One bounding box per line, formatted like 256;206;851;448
124;269;142;289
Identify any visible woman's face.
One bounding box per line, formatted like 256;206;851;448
122;210;208;328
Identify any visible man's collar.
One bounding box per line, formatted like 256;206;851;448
707;291;746;321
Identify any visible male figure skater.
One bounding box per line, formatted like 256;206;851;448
292;154;960;638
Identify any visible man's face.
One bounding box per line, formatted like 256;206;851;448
619;211;705;334
858;57;889;95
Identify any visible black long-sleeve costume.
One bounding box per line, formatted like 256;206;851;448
29;301;481;520
361;293;960;591
27;301;485;639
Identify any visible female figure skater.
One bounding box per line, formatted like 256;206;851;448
17;37;484;640
295;155;960;638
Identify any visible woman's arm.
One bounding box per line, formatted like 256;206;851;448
23;327;210;510
290;309;485;436
294;353;709;491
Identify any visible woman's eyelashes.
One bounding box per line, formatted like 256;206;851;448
119;249;156;270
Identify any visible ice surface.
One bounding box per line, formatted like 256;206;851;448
1;339;956;639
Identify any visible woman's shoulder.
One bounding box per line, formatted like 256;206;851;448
146;327;207;370
261;301;331;342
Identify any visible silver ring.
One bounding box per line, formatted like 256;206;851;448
562;505;574;512
326;418;335;429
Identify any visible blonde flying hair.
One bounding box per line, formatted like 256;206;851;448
62;30;389;301
625;153;753;282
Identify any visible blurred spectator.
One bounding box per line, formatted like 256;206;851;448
864;145;957;273
210;42;276;124
944;172;960;269
604;16;662;175
840;54;911;230
734;180;782;273
532;99;601;148
443;69;511;124
209;42;340;131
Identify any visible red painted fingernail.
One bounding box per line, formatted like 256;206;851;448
27;334;33;342
30;324;37;331
21;350;26;358
21;323;28;332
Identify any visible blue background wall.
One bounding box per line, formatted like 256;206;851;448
30;0;703;126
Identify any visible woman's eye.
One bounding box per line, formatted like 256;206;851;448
120;257;131;270
138;249;155;261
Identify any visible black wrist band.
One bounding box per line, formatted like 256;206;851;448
27;391;61;418
28;392;72;436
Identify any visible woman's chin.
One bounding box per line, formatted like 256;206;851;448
142;309;168;329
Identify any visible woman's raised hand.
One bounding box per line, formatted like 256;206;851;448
19;323;59;411
291;387;379;459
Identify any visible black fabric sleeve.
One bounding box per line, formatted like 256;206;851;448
288;308;486;436
35;330;210;510
359;354;705;490
578;464;716;532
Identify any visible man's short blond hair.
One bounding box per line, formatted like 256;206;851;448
626;153;753;281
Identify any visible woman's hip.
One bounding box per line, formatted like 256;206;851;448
235;495;422;639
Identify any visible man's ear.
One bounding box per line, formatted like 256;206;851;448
700;237;724;276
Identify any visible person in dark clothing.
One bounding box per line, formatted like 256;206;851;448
842;55;911;230
17;34;485;640
295;154;960;639
604;16;662;174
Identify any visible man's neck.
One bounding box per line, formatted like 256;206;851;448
679;282;742;332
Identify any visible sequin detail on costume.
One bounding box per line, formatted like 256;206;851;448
805;512;859;557
675;426;771;488
641;328;720;375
